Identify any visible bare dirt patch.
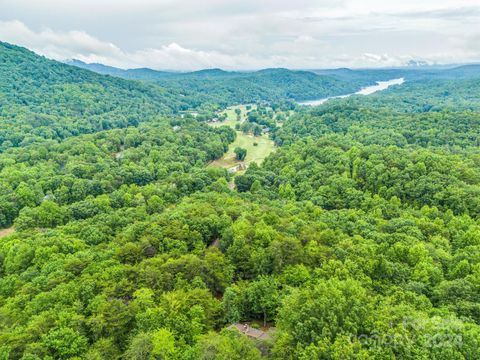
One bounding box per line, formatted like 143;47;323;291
0;227;15;238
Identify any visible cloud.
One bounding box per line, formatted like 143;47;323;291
0;20;124;62
363;53;389;62
386;6;480;20
1;0;480;71
0;20;286;70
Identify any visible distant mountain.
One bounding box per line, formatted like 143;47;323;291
66;58;480;84
185;68;235;78
398;64;480;80
313;64;480;82
439;64;480;78
68;61;240;79
66;60;374;103
312;68;410;82
152;67;373;104
65;59;127;76
66;59;175;80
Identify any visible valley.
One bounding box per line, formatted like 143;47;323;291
1;40;480;359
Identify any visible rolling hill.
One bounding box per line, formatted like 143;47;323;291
67;60;373;104
0;42;190;150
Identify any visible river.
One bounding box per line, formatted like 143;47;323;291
299;78;405;106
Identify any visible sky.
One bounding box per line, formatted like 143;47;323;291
0;0;479;71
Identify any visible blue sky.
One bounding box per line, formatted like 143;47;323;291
0;0;479;70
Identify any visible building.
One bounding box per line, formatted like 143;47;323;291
227;323;273;341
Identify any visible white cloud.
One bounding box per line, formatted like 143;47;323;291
0;20;124;63
363;53;413;65
0;20;281;70
0;0;480;70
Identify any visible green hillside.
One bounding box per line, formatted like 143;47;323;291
0;42;190;151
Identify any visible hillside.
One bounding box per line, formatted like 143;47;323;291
0;42;191;151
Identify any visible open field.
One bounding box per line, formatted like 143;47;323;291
208;116;239;129
209;133;275;168
208;104;256;128
223;104;256;122
208;104;274;170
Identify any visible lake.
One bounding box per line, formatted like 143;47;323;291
299;78;405;106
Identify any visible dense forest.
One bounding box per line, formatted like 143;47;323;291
1;42;480;359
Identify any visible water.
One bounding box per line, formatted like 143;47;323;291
299;78;405;106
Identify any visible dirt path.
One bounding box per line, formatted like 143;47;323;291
0;227;15;238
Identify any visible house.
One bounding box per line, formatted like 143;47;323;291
227;323;273;341
227;163;247;174
179;111;198;118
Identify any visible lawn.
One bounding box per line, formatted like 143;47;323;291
208;104;275;170
208;104;256;128
209;133;275;169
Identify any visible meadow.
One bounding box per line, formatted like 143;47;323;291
208;105;275;170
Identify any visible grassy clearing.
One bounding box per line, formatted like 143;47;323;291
208;104;256;128
210;133;275;168
208;104;274;170
208;116;239;129
223;104;257;121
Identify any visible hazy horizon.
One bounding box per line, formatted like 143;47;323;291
65;58;478;73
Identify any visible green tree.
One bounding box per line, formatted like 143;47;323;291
253;125;262;137
246;276;279;327
194;329;262;360
234;147;247;161
124;332;153;360
151;329;178;360
36;200;65;228
274;278;374;357
43;327;88;359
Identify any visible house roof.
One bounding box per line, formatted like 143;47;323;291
227;323;273;340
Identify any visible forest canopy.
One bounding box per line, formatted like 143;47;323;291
1;42;480;359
